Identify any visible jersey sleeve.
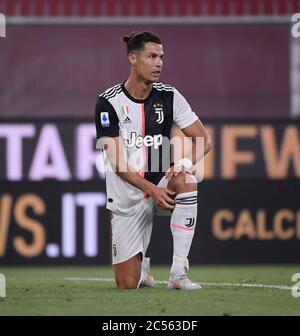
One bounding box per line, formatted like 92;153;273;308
95;96;120;139
173;88;199;129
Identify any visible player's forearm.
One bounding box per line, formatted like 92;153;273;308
104;145;155;196
191;135;212;164
179;120;212;165
180;136;212;167
116;169;156;196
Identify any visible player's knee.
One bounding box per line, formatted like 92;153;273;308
116;276;139;289
114;254;141;289
168;173;197;194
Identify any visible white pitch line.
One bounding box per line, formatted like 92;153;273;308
63;277;294;291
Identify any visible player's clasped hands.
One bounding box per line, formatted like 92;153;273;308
149;187;176;210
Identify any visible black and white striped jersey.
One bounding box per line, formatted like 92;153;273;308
95;82;199;215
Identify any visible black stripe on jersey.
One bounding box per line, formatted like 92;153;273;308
154;88;174;92
101;87;122;100
99;84;119;97
100;84;121;95
104;87;122;100
153;82;173;88
143;82;174;186
153;83;174;91
99;84;122;99
153;85;173;90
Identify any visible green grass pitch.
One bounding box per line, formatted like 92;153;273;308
0;265;300;316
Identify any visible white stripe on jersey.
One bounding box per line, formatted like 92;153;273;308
99;84;122;99
153;83;174;91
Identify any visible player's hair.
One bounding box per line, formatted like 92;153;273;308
122;31;161;54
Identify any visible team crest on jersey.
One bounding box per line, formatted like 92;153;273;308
100;112;110;128
154;103;164;124
113;244;117;257
121;105;132;124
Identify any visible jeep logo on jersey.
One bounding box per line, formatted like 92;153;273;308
126;132;163;149
154;103;164;124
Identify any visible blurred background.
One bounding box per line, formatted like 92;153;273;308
0;0;299;266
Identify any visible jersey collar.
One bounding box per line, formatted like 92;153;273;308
121;82;155;104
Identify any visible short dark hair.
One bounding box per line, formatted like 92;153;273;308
122;31;161;55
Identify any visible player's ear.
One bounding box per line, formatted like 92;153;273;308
128;53;137;66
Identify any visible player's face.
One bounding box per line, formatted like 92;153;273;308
134;42;164;83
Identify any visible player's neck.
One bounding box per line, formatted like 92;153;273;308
124;77;153;100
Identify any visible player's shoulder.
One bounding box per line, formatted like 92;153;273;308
152;82;174;92
98;83;122;100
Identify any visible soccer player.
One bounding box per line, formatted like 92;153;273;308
95;32;212;290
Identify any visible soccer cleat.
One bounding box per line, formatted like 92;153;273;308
168;257;201;290
139;257;156;288
140;273;155;288
167;275;202;290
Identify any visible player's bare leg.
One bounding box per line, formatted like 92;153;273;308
113;254;142;289
166;172;201;290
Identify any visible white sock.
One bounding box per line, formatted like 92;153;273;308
170;191;197;273
170;255;189;276
137;257;150;289
142;257;150;272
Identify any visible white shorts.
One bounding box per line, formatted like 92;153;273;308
111;176;171;264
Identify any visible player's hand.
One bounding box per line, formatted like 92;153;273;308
148;187;176;210
165;164;193;180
